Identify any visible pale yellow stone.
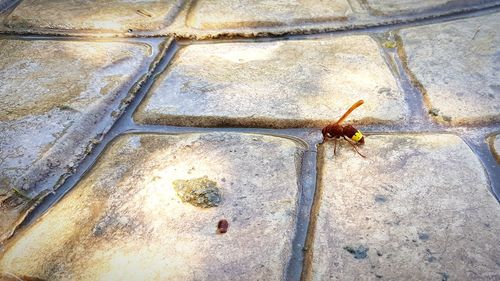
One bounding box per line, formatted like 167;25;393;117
0;38;154;242
187;0;352;29
399;12;500;124
307;134;500;280
0;133;305;281
135;36;407;127
6;0;183;32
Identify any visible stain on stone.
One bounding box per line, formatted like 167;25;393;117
428;108;440;116
438;272;449;281
56;105;75;111
426;249;436;263
383;40;397;49
418;232;429;241
374;194;387;203
376;250;383;256
343;245;369;259
172;176;222;208
92;212;134;237
0;274;47;281
378;87;393;97
136;9;153;17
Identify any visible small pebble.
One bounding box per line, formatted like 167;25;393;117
217;219;229;234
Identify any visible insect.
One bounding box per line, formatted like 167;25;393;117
322;100;366;157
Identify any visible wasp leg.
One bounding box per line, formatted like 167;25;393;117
333;138;338;155
343;136;366;158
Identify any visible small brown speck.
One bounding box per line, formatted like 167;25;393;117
217;219;229;234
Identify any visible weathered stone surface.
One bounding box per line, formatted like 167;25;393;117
187;0;352;29
363;0;496;15
172;176;222;208
0;133;305;280
5;0;183;32
399;12;500;125
0;38;154;242
135;36;407;127
489;134;500;163
307;134;500;280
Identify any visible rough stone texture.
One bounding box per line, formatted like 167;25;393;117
135;36;407;127
186;0;352;29
308;134;500;280
0;133;305;281
363;0;496;15
0;38;154;242
489;134;500;163
5;0;184;33
1;0;497;38
399;12;500;125
172;176;222;208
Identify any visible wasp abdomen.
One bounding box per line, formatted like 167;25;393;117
343;125;364;144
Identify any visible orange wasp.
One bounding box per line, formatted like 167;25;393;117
322;100;366;157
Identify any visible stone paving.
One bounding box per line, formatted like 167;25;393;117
0;1;499;281
5;0;183;33
307;135;500;280
134;36;407;127
398;13;500;125
0;37;161;242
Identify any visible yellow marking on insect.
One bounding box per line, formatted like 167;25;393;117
351;131;363;142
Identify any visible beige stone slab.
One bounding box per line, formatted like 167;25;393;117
363;0;496;15
135;36;407;128
157;0;497;40
5;0;183;33
0;38;155;242
0;132;305;281
399;12;500;125
187;0;352;29
307;134;500;280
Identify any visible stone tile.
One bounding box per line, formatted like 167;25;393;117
187;0;352;29
307;134;500;280
0;132;305;280
363;0;496;15
0;38;156;242
135;36;407;127
399;12;500;125
489;134;500;163
5;0;183;33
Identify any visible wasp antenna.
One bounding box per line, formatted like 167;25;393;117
335;100;364;125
